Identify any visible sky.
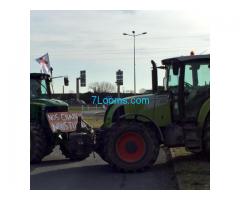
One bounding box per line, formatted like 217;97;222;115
30;10;209;93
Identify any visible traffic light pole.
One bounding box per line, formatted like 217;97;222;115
76;77;80;101
117;84;120;98
116;69;123;97
76;70;86;101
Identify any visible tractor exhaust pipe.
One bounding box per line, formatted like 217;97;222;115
151;60;158;93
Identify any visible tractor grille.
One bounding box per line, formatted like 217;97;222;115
45;106;68;113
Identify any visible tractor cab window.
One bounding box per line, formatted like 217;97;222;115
167;65;181;119
184;63;210;88
197;64;210;86
184;65;193;87
30;79;49;98
184;62;210;119
168;65;180;87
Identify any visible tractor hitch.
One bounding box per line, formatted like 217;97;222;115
57;116;97;160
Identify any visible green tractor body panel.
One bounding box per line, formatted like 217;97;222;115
30;98;68;122
103;94;172;128
197;98;210;128
31;98;68;107
104;104;120;127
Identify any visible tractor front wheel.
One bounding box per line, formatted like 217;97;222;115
103;121;160;172
30;122;48;163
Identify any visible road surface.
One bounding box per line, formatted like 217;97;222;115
30;146;178;190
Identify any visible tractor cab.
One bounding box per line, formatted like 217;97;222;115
30;73;52;99
30;73;69;99
152;54;210;122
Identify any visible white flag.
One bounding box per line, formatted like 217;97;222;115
36;53;51;75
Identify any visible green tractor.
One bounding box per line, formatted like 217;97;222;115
30;73;91;163
94;54;210;171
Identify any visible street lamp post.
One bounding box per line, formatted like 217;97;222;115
123;31;147;94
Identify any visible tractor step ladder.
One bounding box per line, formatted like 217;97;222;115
183;123;202;153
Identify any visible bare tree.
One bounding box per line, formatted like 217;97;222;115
88;82;99;93
89;82;116;93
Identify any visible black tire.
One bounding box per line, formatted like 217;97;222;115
203;115;210;157
30;122;48;163
95;145;109;163
95;134;110;163
59;137;90;161
103;121;160;172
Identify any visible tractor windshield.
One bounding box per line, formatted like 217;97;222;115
166;62;210;88
30;79;50;98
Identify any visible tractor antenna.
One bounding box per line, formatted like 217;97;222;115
200;49;209;55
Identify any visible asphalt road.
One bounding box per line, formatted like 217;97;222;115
30;146;178;190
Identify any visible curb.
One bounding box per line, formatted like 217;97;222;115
169;148;183;190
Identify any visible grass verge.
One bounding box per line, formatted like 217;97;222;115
69;106;104;128
83;117;103;128
170;147;210;190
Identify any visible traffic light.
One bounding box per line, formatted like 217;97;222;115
116;70;123;85
80;70;86;87
64;76;69;86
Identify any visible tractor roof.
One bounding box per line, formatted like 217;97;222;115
162;54;210;65
30;73;50;79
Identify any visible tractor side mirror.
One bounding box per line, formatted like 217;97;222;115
64;77;69;86
172;64;179;75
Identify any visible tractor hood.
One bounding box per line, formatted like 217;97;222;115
124;94;154;102
121;94;156;111
31;98;68;108
30;98;69;122
103;93;171;128
107;94;154;111
103;94;155;127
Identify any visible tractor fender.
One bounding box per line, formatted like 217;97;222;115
118;113;164;143
197;98;210;129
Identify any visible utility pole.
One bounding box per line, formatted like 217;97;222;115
133;33;136;95
123;31;147;94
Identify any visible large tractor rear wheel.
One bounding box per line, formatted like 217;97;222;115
30;122;48;163
103;121;160;172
